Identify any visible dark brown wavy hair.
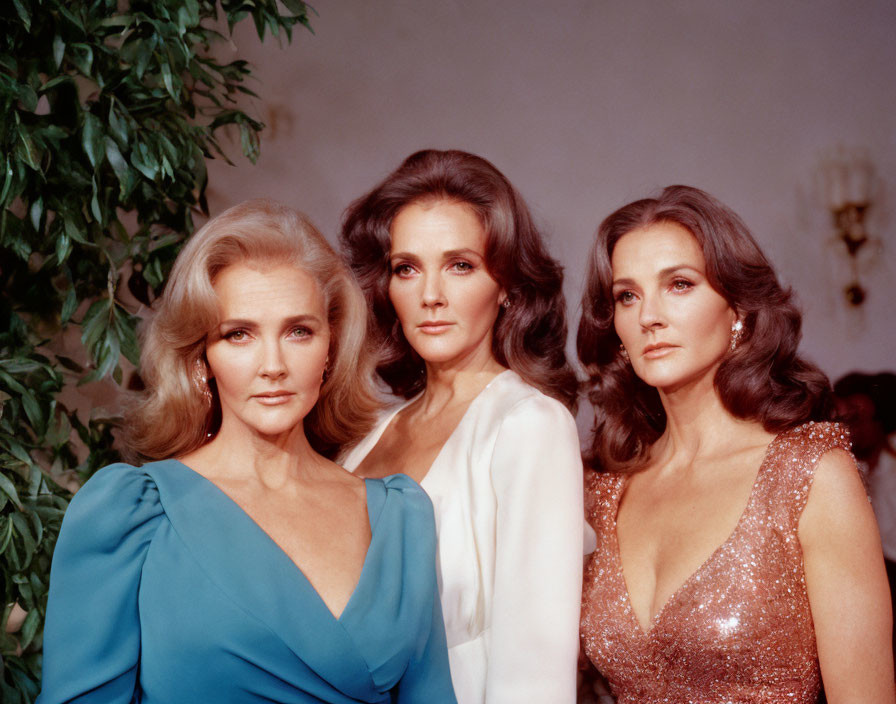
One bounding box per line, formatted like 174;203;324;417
577;185;832;471
341;149;578;409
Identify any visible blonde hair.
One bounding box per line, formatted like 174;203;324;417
127;199;380;460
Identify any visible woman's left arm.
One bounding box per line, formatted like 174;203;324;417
800;449;895;702
486;396;584;704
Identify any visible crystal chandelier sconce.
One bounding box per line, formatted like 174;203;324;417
821;149;876;306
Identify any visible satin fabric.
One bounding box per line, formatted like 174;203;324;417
342;370;584;704
38;461;456;703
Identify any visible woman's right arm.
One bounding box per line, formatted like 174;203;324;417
38;464;163;704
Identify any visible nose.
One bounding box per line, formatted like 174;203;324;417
259;338;287;379
638;291;666;331
421;272;446;309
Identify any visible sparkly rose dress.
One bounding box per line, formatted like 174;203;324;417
580;422;851;704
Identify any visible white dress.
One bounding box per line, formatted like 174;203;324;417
341;370;584;704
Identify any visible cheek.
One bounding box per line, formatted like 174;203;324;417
613;307;636;342
205;345;246;387
388;280;414;322
459;279;501;322
686;300;733;346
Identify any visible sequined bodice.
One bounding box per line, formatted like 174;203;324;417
580;422;851;704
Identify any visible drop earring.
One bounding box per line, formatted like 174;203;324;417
619;343;629;362
192;358;213;407
730;319;744;351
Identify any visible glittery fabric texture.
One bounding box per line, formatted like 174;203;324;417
580;422;852;704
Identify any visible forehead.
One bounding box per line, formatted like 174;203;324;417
611;221;704;275
390;199;486;254
212;262;326;316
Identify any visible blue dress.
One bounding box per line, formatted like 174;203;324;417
37;460;457;703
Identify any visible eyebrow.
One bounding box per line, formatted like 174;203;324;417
389;248;484;262
218;314;323;328
612;264;702;287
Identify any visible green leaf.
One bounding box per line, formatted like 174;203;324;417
80;298;112;354
134;38;153;79
11;512;36;566
0;156;14;206
108;104;129;146
104;137;130;195
19;609;40;650
55;356;84;374
160;61;177;99
0;472;24;510
12;0;31;31
41;75;71;92
0;518;13;553
90;178;103;223
52;35;66;69
55;233;72;264
69;43;94;75
18;83;38;112
239;121;260;163
130;142;158;180
0;369;28;395
63;215;93;246
61;286;78;324
20;390;46;436
112;307;140;366
15;132;42;171
281;0;309;16
82;112;104;169
28;197;43;231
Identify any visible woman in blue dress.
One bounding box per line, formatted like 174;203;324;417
38;199;457;704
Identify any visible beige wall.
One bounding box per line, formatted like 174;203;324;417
206;0;896;384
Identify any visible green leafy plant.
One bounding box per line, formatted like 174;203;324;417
0;1;312;700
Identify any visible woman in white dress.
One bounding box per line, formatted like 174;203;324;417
340;149;585;704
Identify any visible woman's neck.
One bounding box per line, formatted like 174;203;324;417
651;372;765;470
418;358;506;419
184;420;329;487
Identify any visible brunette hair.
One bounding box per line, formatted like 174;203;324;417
340;149;577;409
127;199;380;460
577;185;832;471
834;371;896;435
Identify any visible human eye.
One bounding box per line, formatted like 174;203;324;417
449;260;475;274
391;262;416;278
287;326;313;340
670;277;695;293
223;328;250;343
614;289;636;306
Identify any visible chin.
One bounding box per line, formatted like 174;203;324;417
642;368;717;394
242;409;310;438
251;421;306;438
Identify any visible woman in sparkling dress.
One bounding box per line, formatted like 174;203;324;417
577;185;893;703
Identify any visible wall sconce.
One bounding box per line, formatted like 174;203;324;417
821;148;877;306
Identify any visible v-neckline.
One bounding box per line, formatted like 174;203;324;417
611;432;780;636
355;369;513;491
170;459;379;622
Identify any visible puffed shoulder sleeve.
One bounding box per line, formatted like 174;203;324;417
487;396;584;704
38;463;164;704
381;475;457;703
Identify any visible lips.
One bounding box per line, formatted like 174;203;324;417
418;320;454;334
642;343;676;358
252;391;295;405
